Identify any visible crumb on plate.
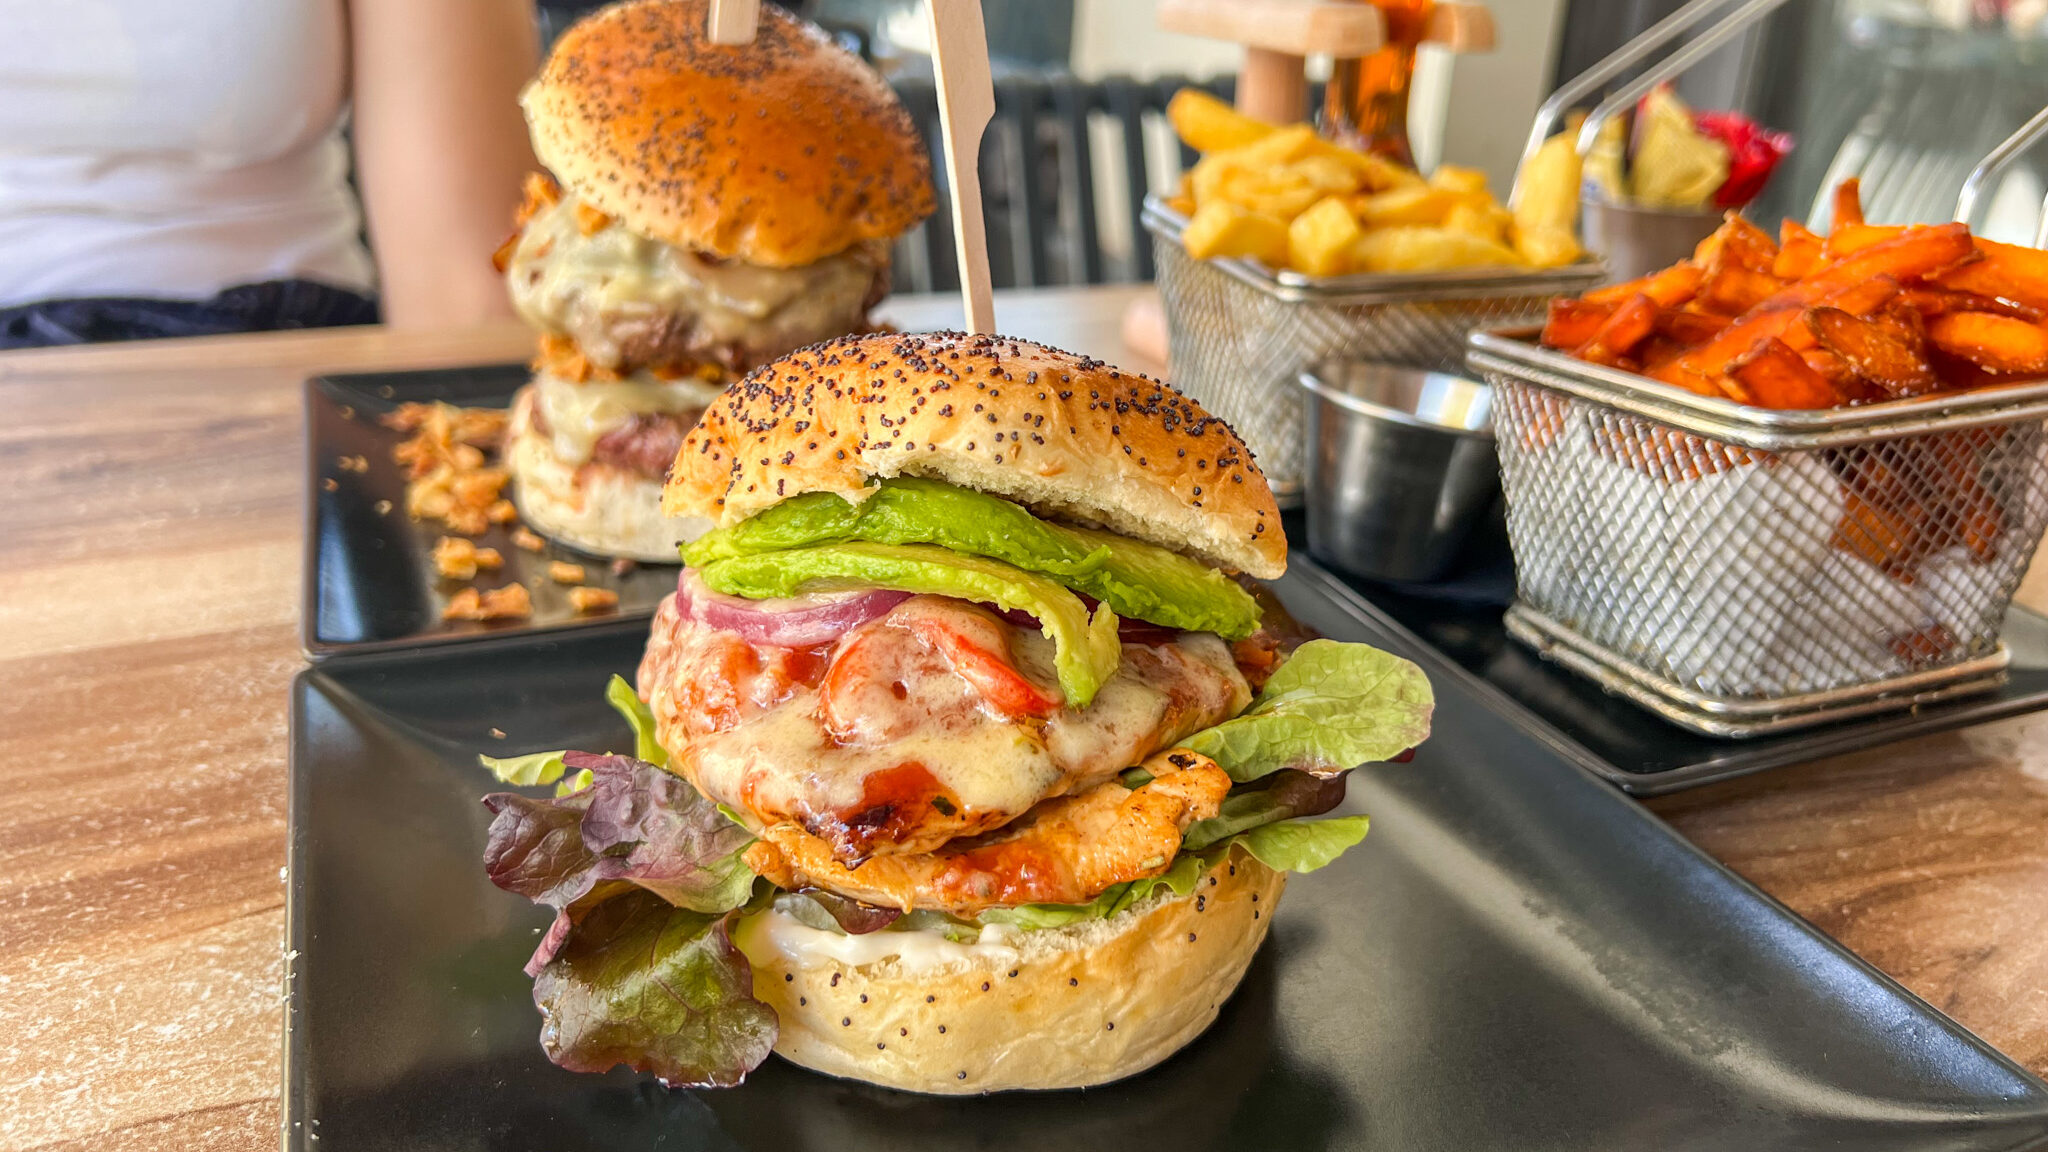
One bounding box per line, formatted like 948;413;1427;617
568;587;620;615
386;401;512;534
433;536;482;581
443;583;532;622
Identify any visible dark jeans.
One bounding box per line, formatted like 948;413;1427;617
0;279;380;349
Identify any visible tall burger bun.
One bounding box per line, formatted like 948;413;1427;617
522;0;935;268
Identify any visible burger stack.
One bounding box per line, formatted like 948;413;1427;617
495;0;934;559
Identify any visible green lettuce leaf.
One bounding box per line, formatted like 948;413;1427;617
781;889;903;934
484;753;773;1086
531;890;776;1088
1230;814;1370;873
891;908;985;944
480;749;570;788
698;541;1122;707
482;753;757;975
1182;639;1433;782
605;675;667;767
684;477;1261;639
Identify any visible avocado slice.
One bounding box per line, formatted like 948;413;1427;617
684;477;1260;640
696;542;1123;707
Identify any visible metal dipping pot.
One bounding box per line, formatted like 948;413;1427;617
1580;192;1724;283
1298;361;1500;584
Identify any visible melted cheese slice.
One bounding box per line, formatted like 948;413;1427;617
641;595;1251;861
505;194;884;371
534;371;725;466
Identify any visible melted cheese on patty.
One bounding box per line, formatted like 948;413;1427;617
637;594;1251;863
532;370;725;466
505;194;886;373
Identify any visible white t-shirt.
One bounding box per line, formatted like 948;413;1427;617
0;0;375;308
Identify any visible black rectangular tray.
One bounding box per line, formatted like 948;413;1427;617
284;556;2048;1152
303;365;680;658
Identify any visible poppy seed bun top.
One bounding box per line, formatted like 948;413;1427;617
522;0;935;268
662;332;1287;579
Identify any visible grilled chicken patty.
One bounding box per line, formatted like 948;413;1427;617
745;748;1232;915
638;592;1252;865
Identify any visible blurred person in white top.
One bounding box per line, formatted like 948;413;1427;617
0;0;538;345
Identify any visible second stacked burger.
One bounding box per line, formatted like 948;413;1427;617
497;0;935;559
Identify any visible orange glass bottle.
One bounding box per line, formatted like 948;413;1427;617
1322;0;1434;166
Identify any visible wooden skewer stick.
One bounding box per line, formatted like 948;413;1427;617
708;0;760;45
925;0;997;335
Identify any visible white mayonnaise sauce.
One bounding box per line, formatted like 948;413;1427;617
734;905;1026;974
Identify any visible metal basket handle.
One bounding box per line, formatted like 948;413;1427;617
1954;105;2048;248
1516;0;1791;196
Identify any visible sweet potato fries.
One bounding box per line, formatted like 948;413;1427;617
1540;179;2048;408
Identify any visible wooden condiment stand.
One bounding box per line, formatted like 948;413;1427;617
1158;0;1495;160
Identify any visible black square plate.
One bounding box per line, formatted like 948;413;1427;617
303;365;683;658
284;556;2048;1152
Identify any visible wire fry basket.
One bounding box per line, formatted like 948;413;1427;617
1144;197;1603;504
1469;330;2048;736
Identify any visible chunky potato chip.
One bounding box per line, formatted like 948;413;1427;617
1288;196;1364;277
1351;227;1525;274
1221;123;1324;169
1166;86;1551;277
1165;88;1277;154
1191;158;1321;221
1427;165;1490;195
1290;153;1364;197
1444;200;1511;245
1352;185;1464;228
1330;147;1429;192
1512;223;1582;269
1181;200;1290;266
1512;132;1582;236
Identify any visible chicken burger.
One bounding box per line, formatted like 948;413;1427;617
480;333;1433;1093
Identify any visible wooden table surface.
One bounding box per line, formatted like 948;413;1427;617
4;283;2046;1149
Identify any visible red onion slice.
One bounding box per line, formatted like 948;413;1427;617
679;569;911;648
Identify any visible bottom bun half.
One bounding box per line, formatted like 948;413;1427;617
735;847;1284;1094
505;385;711;561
